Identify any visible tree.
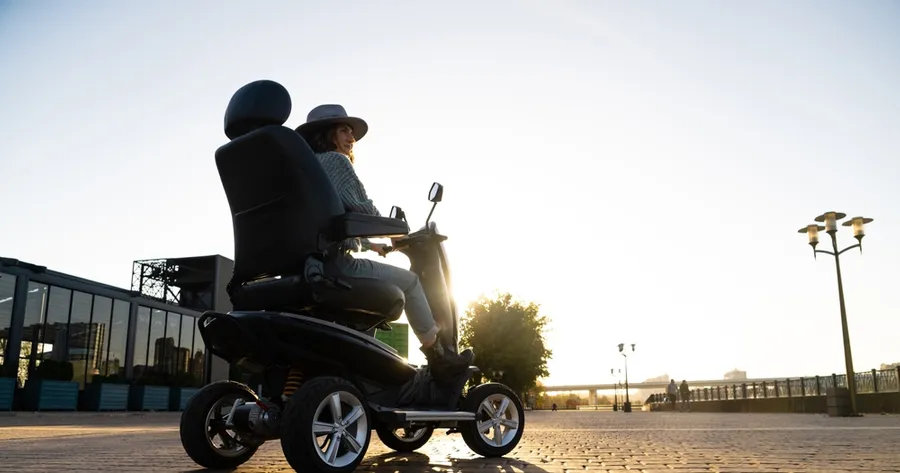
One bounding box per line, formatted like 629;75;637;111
460;292;552;397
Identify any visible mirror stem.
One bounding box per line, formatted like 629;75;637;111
425;202;438;228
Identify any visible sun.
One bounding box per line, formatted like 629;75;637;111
353;240;493;363
354;236;490;310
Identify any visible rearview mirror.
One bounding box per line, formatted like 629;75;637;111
389;206;405;221
428;182;443;203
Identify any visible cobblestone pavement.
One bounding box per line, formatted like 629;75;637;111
2;410;900;472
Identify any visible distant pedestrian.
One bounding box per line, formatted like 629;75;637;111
551;403;558;412
666;380;677;410
679;380;691;412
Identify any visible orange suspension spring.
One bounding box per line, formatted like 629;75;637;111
282;367;304;400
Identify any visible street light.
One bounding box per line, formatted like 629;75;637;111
618;343;636;413
798;211;873;417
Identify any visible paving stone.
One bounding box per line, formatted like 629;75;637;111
1;411;899;471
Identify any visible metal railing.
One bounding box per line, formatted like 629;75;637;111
649;367;900;403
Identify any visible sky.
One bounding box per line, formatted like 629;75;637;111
1;0;899;388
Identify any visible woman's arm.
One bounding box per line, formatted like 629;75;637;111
317;151;383;253
317;151;381;216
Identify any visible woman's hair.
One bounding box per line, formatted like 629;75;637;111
308;125;354;164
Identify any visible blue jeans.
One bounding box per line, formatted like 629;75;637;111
333;254;441;345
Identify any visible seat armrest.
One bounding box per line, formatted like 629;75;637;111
328;213;410;240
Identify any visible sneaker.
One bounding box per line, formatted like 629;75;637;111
443;341;475;361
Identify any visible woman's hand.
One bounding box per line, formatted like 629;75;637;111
369;242;392;257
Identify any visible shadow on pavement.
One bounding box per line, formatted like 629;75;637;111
365;451;550;472
179;452;550;473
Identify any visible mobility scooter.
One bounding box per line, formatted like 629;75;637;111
179;80;525;472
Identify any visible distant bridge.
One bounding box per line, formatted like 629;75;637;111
542;377;806;392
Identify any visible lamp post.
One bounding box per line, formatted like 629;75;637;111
618;343;635;413
610;368;620;411
798;211;873;417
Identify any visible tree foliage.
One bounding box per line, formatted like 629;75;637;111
460;292;552;397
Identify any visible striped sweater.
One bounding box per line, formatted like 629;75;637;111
315;151;381;252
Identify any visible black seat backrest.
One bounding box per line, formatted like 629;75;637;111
216;80;345;289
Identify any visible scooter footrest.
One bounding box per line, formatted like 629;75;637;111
369;405;408;424
370;405;476;426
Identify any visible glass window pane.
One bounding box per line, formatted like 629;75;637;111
132;306;151;377
147;309;166;375
19;282;48;387
42;286;71;364
192;318;205;387
67;292;93;388
179;315;195;377
163;312;181;375
0;272;18;369
88;296;112;384
105;300;129;378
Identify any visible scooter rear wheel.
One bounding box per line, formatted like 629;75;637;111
458;383;525;457
179;380;261;470
280;376;371;472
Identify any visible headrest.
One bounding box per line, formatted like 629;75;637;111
224;80;292;140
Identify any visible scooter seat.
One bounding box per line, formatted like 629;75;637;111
231;274;405;322
314;276;405;320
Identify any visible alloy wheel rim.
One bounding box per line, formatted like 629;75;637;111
476;393;520;447
311;391;368;467
205;396;252;457
392;426;428;442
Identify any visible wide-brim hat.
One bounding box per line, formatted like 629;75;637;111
295;104;368;142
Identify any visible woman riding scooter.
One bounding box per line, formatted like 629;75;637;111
295;104;474;375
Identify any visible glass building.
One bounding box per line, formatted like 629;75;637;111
0;255;234;410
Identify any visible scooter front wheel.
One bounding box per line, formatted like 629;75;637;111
375;424;434;452
458;383;525;457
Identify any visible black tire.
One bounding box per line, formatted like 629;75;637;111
459;383;525;457
280;376;372;473
375;424;435;452
179;380;261;470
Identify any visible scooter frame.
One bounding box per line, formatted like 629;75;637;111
180;190;525;472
